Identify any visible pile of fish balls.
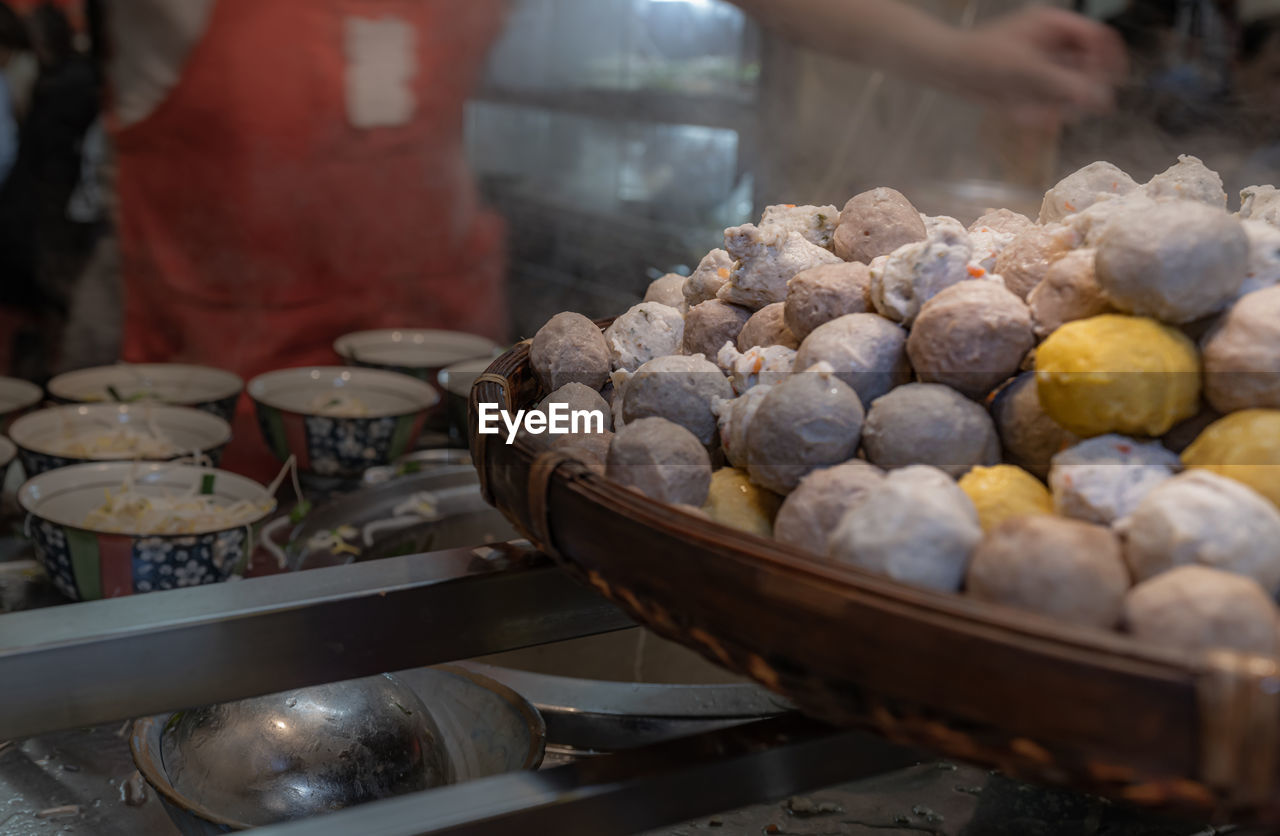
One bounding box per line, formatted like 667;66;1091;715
524;156;1280;658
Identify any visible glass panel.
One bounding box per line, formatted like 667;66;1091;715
484;0;758;100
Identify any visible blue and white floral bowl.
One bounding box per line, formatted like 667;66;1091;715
333;329;498;383
248;367;438;479
10;403;233;476
19;462;275;601
47;364;244;422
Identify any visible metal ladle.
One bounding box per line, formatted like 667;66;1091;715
161;673;451;827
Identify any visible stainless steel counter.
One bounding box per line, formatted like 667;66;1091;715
0;546;632;741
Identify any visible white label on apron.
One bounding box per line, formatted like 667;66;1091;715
343;16;416;128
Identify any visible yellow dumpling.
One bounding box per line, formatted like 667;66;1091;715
958;464;1053;532
1035;314;1200;438
1182;409;1280;509
701;468;782;537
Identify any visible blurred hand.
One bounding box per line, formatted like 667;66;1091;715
951;6;1128;126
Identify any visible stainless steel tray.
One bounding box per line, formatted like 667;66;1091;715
280;465;518;570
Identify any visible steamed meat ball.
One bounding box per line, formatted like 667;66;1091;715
621;354;733;446
1039;161;1138;224
827;465;981;592
606;369;629;429
967;515;1129;629
794;313;910;406
1181;409;1280;509
1026;248;1114;338
784;262;874;341
701;468;783;537
906;281;1034;400
967;226;1017;275
607;417;712;506
1202;285;1280;412
969;208;1033;236
958;464;1053;533
713;384;773;469
1062;190;1159;246
832;187;927;264
1124;565;1279;656
716;343;795;395
549;430;614;476
1239;184;1280;227
861;383;1000;477
1095;200;1248;323
759;203;839;249
683;299;752;358
531;311;610;391
537;382;612;433
870;217;973;325
1141;154;1227;208
1118;471;1280;593
745;365;865;494
1035;314;1201;438
1049;434;1179;525
989;372;1077;479
773;461;885;555
720;223;842;309
993;223;1078;300
684;248;734;306
1239;219;1280;297
737;303;799;351
921;213;964;235
643;273;688;312
604;302;685;372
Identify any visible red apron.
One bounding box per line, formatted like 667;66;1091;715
112;0;508;482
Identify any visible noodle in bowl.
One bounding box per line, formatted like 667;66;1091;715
248;367;438;479
47;364;244;422
333;329;498;382
19;462;276;601
9;403;233;476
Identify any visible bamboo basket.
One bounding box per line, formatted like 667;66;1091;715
470;322;1280;823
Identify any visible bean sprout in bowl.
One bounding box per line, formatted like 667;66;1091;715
334;329;498;381
248;367;438;478
19;462;275;600
47;364;244;422
0;376;44;429
10;403;233;476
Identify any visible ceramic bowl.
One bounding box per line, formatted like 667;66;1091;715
18;462;274;600
333;329;498;382
248;366;438;479
437;356;495;446
47;364;244;422
0;436;15;472
0;376;44;430
10;403;233;476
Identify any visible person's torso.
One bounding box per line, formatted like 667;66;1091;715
111;0;506;307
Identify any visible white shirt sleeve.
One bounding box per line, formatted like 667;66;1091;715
107;0;215;128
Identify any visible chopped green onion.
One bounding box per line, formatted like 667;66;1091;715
289;499;313;525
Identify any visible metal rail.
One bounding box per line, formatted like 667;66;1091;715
0;547;632;739
251;713;927;836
